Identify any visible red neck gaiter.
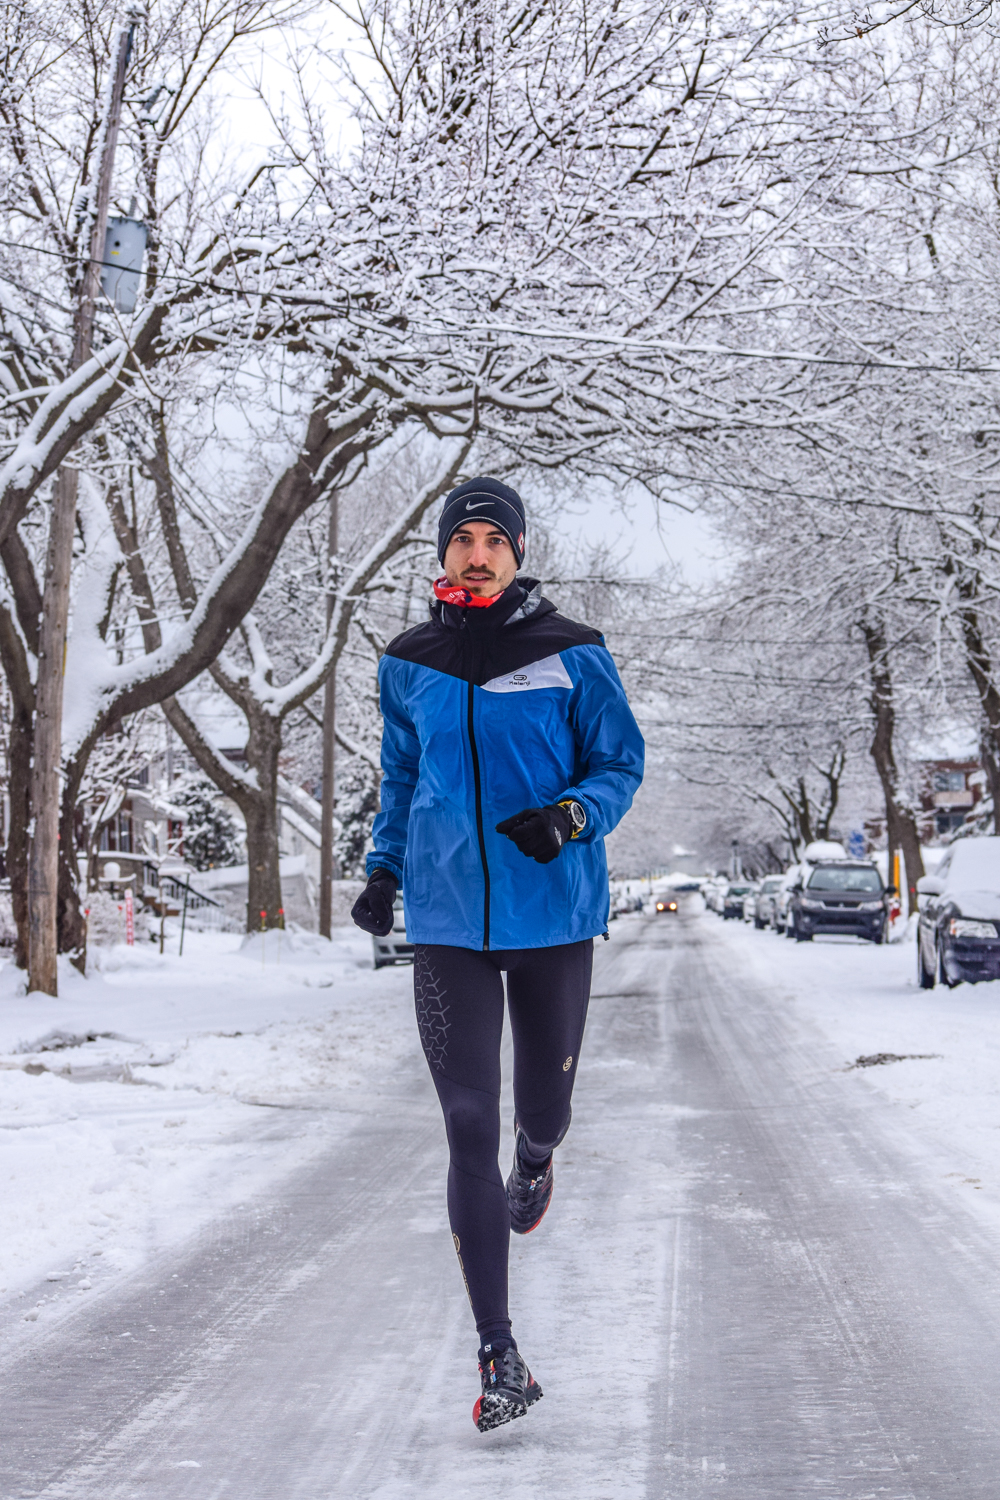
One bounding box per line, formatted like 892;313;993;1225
433;576;504;609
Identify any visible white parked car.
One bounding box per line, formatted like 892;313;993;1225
752;875;784;929
704;878;729;914
372;895;414;969
772;866;804;933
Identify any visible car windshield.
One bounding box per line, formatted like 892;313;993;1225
761;878;781;892
728;885;752;895
806;865;882;893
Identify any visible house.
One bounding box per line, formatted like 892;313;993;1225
916;758;986;840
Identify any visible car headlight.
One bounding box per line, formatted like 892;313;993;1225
858;900;883;912
949;919;998;939
800;897;825;911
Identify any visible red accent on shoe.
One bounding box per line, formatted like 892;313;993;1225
473;1397;483;1427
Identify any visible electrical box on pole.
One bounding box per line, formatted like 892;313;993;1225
101;217;147;312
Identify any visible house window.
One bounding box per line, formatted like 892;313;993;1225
933;770;966;792
936;811;966;835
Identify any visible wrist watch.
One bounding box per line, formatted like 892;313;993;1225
558;799;587;839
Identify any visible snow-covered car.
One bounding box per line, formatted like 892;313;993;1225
786;860;887;943
372;895;414;969
773;866;804;933
654;895;679;914
703;879;724;913
917;837;1000;988
609;892;643;919
752;875;784;929
722;882;754;919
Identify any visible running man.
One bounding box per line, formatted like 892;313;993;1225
352;476;644;1430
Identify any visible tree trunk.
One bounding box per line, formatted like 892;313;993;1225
242;707;284;931
319;490;340;937
28;467;77;994
24;23;134;995
162;695;285;931
56;734;100;972
954;590;1000;836
0;604;35;968
862;619;924;909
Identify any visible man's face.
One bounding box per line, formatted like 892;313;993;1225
443;521;517;598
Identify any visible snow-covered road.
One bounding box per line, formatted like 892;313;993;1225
4;906;1000;1497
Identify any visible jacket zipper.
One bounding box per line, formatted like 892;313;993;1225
467;680;491;949
461;616;491;949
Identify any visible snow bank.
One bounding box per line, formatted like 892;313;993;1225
714;914;1000;1221
0;926;419;1321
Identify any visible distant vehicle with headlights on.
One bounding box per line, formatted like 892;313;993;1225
655;895;679;914
917;837;1000;988
786;860;887;943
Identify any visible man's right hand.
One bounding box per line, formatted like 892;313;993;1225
351;869;399;936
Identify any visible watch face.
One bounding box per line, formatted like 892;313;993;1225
569;801;586;830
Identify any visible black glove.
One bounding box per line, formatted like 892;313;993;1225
495;804;574;865
351;869;398;935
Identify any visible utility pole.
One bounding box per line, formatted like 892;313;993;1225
27;17;137;996
318;491;340;937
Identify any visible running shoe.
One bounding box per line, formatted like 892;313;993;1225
506;1129;554;1235
473;1344;543;1431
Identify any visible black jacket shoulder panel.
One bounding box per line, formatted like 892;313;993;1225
383;598;607;685
485;610;606;678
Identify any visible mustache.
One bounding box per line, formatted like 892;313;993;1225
460;565;497;578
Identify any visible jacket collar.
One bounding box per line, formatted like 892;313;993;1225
429;576;554;631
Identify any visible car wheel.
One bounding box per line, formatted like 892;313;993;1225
785;914;797;939
753;918;764;930
917;936;935;989
795;926;813;942
938;941;960;989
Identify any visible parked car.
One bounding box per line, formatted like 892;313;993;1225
917;837;1000;988
703;879;726;913
610;892;639;919
655;895;679;914
372;894;414;969
786;859;888;943
771;866;803;933
752;875;784;929
722;882;755;919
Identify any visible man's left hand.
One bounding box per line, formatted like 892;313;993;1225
495;804;574;864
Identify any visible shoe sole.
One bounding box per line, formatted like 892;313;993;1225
474;1383;543;1431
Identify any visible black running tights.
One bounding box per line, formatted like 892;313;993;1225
412;940;593;1341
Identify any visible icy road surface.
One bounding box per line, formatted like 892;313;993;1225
4;906;1000;1498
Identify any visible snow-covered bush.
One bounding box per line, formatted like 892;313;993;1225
165;778;242;871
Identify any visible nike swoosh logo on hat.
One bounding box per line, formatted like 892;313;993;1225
465;501;493;510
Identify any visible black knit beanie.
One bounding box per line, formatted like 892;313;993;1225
437;477;526;568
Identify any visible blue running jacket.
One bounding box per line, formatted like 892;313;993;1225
366;578;645;949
